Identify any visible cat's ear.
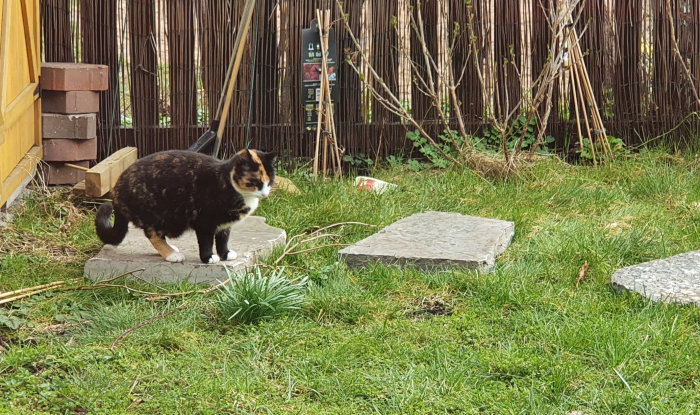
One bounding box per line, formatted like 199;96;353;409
259;151;277;165
235;148;253;160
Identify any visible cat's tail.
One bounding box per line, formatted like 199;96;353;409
95;202;129;245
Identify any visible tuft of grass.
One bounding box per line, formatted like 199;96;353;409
216;266;308;325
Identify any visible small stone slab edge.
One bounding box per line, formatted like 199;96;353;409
611;250;700;306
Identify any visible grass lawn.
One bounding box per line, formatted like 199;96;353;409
1;150;699;414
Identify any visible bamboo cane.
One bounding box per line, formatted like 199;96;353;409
0;288;60;305
0;280;70;299
568;52;586;159
312;10;328;176
570;50;597;165
317;9;329;177
567;29;597;165
568;26;611;159
64;163;90;172
315;8;342;177
0;270;143;305
0;278;82;305
321;10;343;176
322;133;329;177
313;61;326;175
320;9;342;175
216;0;258;141
574;53;606;147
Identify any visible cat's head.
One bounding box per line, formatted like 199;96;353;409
230;149;276;198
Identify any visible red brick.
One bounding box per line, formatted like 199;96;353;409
42;63;109;91
42;161;89;185
42;91;100;114
42;113;97;139
43;138;98;162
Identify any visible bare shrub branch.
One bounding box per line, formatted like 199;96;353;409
338;0;587;171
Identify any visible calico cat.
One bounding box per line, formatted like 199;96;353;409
95;148;276;264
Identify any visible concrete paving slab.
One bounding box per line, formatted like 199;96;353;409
612;250;700;305
84;216;286;285
339;211;514;272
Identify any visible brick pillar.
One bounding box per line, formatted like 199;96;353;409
41;62;108;185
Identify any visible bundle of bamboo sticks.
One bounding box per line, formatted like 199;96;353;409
565;23;612;164
0;279;82;305
312;9;343;177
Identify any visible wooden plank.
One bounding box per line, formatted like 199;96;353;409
84;147;137;197
19;0;37;83
71;179;85;197
3;84;36;126
0;0;11;118
0;145;40;208
1;92;38;198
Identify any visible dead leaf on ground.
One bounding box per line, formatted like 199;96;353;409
604;221;631;234
576;262;589;285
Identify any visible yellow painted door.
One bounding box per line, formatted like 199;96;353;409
0;0;41;208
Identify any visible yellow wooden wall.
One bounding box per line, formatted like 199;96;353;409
0;0;41;209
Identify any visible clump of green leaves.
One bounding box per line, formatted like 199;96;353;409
0;306;31;330
54;300;92;324
216;267;308;325
407;129;467;169
385;154;405;169
343;153;373;172
307;261;342;286
481;114;555;154
406;114;555;170
580;135;628;163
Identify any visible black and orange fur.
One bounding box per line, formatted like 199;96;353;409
95;149;276;264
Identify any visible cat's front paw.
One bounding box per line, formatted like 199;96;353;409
165;252;185;263
223;250;238;261
169;244;179;253
206;254;220;264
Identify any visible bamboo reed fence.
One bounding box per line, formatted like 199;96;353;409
41;0;700;161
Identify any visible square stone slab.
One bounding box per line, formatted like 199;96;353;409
339;211;515;272
612;250;700;305
84;216;286;284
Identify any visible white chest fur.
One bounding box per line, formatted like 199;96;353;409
244;195;260;215
216;194;261;232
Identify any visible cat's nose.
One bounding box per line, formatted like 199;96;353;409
261;185;271;197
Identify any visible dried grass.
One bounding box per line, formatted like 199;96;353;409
0;228;80;261
465;152;514;179
0;187;92;263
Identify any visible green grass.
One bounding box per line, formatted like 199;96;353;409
1;149;700;414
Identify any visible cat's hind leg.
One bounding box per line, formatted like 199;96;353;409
215;228;237;261
146;230;185;262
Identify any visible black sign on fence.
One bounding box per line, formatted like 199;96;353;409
301;20;338;132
